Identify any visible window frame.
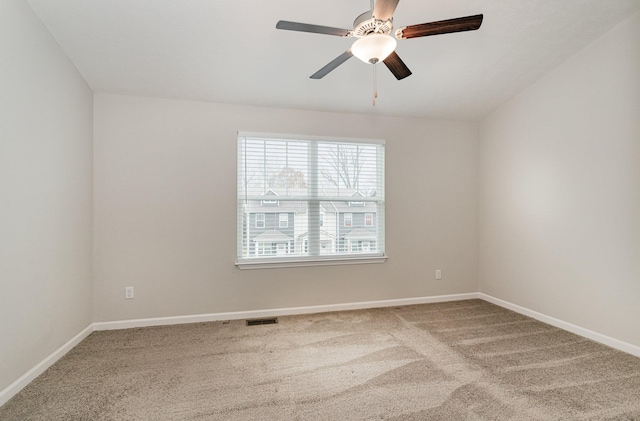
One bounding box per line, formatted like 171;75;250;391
279;213;288;228
237;132;387;269
255;213;265;229
365;213;374;227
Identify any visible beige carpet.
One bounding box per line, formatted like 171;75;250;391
2;299;640;420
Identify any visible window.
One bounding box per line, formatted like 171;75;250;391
237;132;386;268
256;242;270;256
365;213;373;227
255;213;265;228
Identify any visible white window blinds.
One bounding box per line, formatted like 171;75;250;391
237;132;385;268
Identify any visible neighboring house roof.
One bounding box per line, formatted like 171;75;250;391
289;204;332;214
246;201;307;214
328;190;377;211
253;230;292;242
244;186;307;198
331;200;376;211
245;188;376;213
343;228;376;240
296;230;336;241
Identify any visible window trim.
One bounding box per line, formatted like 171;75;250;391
237;131;386;269
255;213;265;229
365;213;374;227
237;254;387;269
279;213;288;228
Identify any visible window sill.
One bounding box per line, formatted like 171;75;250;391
236;254;388;270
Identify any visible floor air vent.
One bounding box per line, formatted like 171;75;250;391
246;318;278;326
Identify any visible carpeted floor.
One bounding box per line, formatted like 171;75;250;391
2;299;640;420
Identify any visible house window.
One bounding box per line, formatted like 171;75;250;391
255;213;265;228
237;132;386;268
256;242;273;256
365;213;373;227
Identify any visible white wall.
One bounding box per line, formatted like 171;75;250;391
93;94;478;322
479;11;640;347
0;0;94;392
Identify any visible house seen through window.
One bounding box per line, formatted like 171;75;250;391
237;132;385;267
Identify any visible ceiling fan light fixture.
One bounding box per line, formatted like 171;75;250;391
351;34;397;64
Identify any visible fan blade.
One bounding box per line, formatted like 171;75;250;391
310;50;353;79
373;0;400;21
397;14;483;39
276;21;351;37
383;51;412;80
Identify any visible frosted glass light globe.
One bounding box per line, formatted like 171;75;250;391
351;34;397;64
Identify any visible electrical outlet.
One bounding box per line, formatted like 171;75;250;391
125;286;134;299
435;270;442;280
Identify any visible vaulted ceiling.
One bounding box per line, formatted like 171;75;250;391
27;0;640;120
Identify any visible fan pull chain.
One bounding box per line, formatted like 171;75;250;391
372;64;378;106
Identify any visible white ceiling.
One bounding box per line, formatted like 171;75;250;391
27;0;640;121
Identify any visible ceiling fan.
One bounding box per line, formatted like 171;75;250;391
276;0;483;81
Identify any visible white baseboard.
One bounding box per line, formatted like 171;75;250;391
0;324;93;407
2;293;477;406
5;292;638;409
93;292;481;331
479;293;640;358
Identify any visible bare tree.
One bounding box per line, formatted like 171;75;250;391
320;144;365;190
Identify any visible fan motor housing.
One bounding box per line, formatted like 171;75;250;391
352;10;393;37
